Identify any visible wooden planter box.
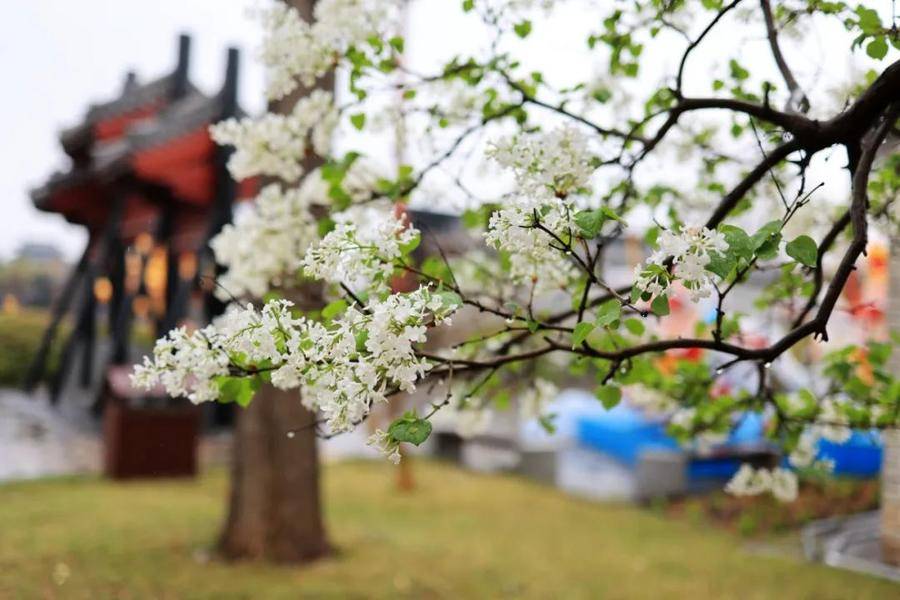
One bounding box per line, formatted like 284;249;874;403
102;367;200;479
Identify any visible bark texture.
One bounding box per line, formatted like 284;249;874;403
218;0;330;565
218;386;329;563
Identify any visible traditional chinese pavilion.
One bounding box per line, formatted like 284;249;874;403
27;35;256;411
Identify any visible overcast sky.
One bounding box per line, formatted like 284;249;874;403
0;0;264;260
2;1;891;261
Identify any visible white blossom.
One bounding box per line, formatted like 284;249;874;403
634;225;728;302
211;184;318;299
815;399;852;444
770;468;799;502
256;0;402;100
210;90;337;181
725;464;799;503
131;325;230;405
303;202;419;291
484;198;577;291
132;289;459;433
367;429;402;464
788;430;819;468
487;125;595;198
210;160;381;299
725;464;773;497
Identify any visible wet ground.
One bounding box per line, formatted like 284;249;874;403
0;388;380;481
0;390;100;481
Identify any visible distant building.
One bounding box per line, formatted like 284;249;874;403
0;242;68;308
15;242;64;262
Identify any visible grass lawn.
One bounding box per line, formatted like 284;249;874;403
0;461;895;599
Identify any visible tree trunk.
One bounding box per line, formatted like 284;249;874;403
217;0;330;564
218;386;329;562
882;236;900;565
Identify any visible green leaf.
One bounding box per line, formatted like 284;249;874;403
317;216;335;237
388;414;432;446
436;290;463;310
322;299;348;320
855;6;882;34
705;251;735;279
513;20;532;38
719;224;753;261
751;221;781;251
595;299;622;328
866;36;888;60
750;220;782;259
575;207;623;238
462;0;475;12
651;294;670;317
399;232;421;255
350;113;366;130
355;329;369;352
216;376;259;408
728;59;749;81
572;322;595;348
538;414;557;434
595;384;622;409
574;209;605;238
624;318;645;336
785;235;817;267
388;36;405;54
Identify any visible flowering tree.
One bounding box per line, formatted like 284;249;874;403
135;0;899;515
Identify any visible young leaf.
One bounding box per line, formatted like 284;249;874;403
514;20;532;38
216;376;259;408
436;290;463;310
705;251;735;279
595;299;622;328
651;294;670;317
322;299;348;319
785;235;817;267
388;415;432;446
574;209;605;238
595;384;622;409
350;113;367;130
624;318;645;336
719;224;753;261
572;322;595;348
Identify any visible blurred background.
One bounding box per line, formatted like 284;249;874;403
0;0;898;597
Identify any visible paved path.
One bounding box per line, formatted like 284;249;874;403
0;390;101;481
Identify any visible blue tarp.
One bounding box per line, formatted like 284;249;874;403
575;402;882;479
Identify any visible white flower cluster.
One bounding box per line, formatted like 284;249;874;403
131;325;230;404
487;125;595;198
786;399;852;469
303;202;419;291
209;90;337;182
210;184;318;299
367;429;401;464
256;0;401;100
210;161;381;300
725;464;799;503
483;127;597;291
132;289;459;433
634;225;727;302
484;198;578;292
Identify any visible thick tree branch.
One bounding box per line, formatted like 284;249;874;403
760;0;809;113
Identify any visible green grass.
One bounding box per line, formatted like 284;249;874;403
0;461;895;599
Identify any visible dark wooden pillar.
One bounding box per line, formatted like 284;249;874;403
24;244;90;390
